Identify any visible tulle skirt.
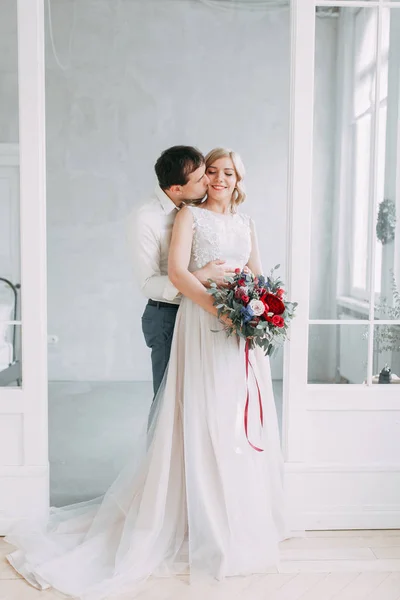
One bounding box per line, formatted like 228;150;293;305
5;298;288;599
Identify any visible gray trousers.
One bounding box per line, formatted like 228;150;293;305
142;301;179;424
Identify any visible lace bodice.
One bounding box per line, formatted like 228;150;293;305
186;205;252;271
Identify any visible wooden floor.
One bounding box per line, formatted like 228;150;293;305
1;530;400;599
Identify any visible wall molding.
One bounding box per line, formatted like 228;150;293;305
299;508;400;531
286;465;400;529
286;462;400;474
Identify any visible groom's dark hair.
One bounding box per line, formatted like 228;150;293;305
155;146;205;190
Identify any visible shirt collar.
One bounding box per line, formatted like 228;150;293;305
155;185;179;215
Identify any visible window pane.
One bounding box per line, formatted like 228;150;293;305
0;321;22;388
373;324;400;383
352;114;372;292
0;0;20;290
310;7;378;319
0;1;21;390
308;324;369;384
374;9;400;321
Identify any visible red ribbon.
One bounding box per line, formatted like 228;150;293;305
244;340;264;452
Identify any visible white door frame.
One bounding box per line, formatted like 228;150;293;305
1;0;399;531
0;0;48;530
284;0;400;530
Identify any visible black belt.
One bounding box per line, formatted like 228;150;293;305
148;299;179;309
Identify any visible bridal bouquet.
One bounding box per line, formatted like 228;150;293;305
208;265;297;357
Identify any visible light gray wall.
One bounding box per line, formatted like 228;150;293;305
0;0;337;382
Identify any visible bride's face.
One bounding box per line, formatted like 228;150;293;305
206;157;237;202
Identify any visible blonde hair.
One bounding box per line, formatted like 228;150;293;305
205;147;246;210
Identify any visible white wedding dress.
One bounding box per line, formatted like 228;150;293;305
6;206;287;600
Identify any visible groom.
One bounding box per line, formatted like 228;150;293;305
134;145;232;402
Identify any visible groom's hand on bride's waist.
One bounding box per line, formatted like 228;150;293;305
193;260;236;288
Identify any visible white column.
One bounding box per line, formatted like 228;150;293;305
284;0;315;462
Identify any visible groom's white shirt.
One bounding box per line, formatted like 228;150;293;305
132;185;181;305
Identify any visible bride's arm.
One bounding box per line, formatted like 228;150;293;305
246;218;263;276
168;207;218;316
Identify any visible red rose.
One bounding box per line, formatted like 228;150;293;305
264;293;285;315
235;286;247;299
235;268;241;274
272;315;285;328
277;288;285;298
238;279;245;286
242;295;250;305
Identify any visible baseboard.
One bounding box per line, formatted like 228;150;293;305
285;462;400;474
297;507;400;530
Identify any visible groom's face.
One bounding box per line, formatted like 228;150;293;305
180;164;209;201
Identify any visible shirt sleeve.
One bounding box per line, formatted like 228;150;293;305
132;209;181;302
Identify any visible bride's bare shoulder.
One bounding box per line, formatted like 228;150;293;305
174;204;195;226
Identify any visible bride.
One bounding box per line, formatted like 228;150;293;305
5;147;288;600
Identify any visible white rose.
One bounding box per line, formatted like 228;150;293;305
249;299;265;316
